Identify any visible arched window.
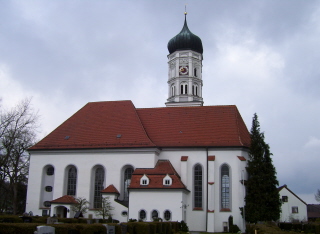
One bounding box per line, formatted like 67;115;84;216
181;83;188;95
194;68;197;77
139;210;146;220
124;167;133;201
171;85;175;97
164;210;171;221
67;166;77;196
192;84;198;96
194;164;203;208
94;167;105;208
221;164;230;209
151;210;159;220
47;167;54;175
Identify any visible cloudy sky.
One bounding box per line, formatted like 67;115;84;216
1;1;320;203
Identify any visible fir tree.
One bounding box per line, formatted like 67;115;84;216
244;113;281;223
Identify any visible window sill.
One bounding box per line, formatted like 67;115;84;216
220;208;231;212
193;207;203;211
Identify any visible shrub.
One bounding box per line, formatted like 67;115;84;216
179;220;189;232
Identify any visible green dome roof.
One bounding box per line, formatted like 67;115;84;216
167;15;203;54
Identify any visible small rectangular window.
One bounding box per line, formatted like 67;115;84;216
142;179;147;185
292;206;299;213
165;179;170;185
282;196;288;202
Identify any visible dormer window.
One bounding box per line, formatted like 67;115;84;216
140;174;149;186
163;174;172;186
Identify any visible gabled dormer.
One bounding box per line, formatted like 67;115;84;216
163;174;172;186
140;174;149;186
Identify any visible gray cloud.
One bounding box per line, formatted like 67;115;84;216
1;0;320;203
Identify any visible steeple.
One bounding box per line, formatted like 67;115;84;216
165;13;204;107
167;13;203;55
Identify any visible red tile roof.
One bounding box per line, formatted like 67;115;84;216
29;100;250;150
101;184;120;194
136;105;250;147
129;160;187;190
237;156;246;161
51;195;77;204
181;156;188;161
208;156;215;161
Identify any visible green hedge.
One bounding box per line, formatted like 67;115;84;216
0;223;121;234
0;223;40;234
0;219;179;234
279;222;317;233
120;221;179;234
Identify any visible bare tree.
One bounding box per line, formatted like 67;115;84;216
70;197;90;215
0;98;39;214
94;196;114;220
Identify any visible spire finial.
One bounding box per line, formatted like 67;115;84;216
184;4;187;15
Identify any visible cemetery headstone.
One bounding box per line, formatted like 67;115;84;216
120;223;127;234
47;216;58;224
37;225;55;234
107;225;115;234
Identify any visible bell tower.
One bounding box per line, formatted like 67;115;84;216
165;12;204;107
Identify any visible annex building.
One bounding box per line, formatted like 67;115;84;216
26;14;250;233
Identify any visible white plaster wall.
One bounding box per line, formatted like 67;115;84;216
26;148;158;217
279;188;307;222
101;194;128;222
211;148;248;233
158;148;207;231
26;146;249;233
129;190;186;222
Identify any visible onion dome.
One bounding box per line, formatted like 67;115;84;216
167;14;203;54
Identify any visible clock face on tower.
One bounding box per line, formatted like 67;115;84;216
179;66;189;75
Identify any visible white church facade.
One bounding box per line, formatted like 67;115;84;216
26;14;251;233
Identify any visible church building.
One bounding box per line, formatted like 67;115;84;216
26;13;250;233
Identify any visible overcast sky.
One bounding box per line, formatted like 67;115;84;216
1;1;320;204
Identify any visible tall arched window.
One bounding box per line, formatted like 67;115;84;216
194;164;203;208
67;166;77;196
171;85;175;97
221;164;230;209
124;167;134;201
194;68;197;77
94;167;105;208
192;84;199;96
180;83;188;94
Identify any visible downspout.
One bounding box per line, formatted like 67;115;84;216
206;147;209;232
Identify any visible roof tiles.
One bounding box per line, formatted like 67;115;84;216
129;160;187;190
51;195;77;204
29;100;250;150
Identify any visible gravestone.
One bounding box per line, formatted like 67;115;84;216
20;216;32;223
107;226;115;234
37;225;55;234
47;216;58;224
120;223;127;234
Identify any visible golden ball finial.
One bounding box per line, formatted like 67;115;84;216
184;11;187;15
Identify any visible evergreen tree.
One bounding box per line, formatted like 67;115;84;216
244;113;281;223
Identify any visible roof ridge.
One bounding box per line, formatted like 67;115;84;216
130;102;156;147
234;106;244;146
